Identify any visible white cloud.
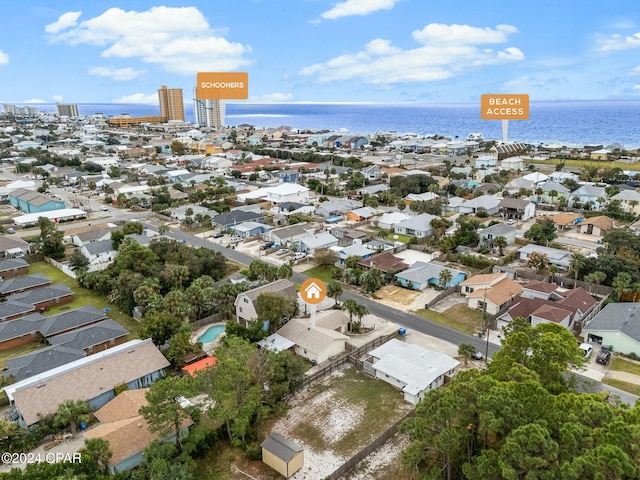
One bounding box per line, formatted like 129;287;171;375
321;0;400;20
112;93;158;104
23;98;47;103
250;92;294;102
299;23;523;85
629;66;640;76
45;11;82;33
596;32;640;52
52;95;64;102
412;24;518;45
89;66;145;81
45;6;252;75
0;50;8;65
634;84;640;90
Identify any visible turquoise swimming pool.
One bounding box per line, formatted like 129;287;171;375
198;324;226;343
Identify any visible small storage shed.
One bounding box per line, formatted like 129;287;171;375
261;433;304;478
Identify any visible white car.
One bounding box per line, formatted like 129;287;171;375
100;205;109;211
291;252;306;260
578;343;593;359
276;248;289;256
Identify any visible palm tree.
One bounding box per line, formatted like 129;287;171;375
493;236;507;256
548;264;559;284
612;272;634;301
327;280;343;306
569;252;586;286
342;299;359;322
54;399;90;433
584;271;606;293
439;268;453;289
549;189;558;205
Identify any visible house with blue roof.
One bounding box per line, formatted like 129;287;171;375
395;262;467;291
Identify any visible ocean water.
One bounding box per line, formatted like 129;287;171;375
34;100;640;148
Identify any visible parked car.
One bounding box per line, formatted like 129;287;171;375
596;348;612;365
260;241;275;250
5;227;15;234
276;248;289;256
213;232;225;238
291;252;306;260
100;205;109;211
578;343;593;359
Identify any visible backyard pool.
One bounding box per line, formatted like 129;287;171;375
197;324;226;343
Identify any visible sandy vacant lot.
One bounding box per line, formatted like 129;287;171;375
270;368;413;479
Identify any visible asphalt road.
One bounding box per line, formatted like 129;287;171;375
148;220;500;356
149;221;638;405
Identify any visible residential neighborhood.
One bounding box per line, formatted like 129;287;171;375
0;104;640;478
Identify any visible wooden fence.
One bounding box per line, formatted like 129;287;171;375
425;284;460;308
326;410;416;479
492;266;613;297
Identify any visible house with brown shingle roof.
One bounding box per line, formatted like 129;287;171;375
358;251;409;274
4;339;169;428
498;282;599;331
84;388;193;474
536;212;581;230
460;273;523;315
577;215;614;237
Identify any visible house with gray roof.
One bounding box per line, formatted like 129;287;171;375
569;185;607;209
315;200;357;218
583;303;640;355
367;339;459;405
0;236;32;259
395;261;467;291
0;274;51;296
4;346;86;382
394;213;437;238
479;223;517;247
0;258;28;279
518;244;573;269
234;279;298;326
80;239;117;265
458;195;501;215
297;231;339;255
610;190;640;215
0;301;37;322
211;210;265;231
3;319;129;381
276;317;349;364
9;284;74;311
267;223;316;246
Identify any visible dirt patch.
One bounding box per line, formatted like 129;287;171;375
375;285;422;307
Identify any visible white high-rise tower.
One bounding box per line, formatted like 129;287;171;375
193;88;225;128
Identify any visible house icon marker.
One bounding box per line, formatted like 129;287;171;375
301;278;326;305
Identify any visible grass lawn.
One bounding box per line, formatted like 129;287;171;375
27;261;140;339
415;303;483;336
531;157;640;171
301;265;336;284
601;378;640;396
609;357;640;376
385;232;412;244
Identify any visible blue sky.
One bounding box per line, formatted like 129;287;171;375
1;1;640;105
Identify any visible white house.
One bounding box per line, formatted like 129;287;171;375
394;213;437;238
377;212;412;230
266;184;310;204
366;339;459;405
297;232;339;255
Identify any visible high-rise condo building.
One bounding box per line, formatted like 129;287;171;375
158;85;185;121
56;103;79;117
193;88;225;128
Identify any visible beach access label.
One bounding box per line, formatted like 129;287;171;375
196;72;248;100
481;94;529;120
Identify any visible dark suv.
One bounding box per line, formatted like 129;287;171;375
596;349;612;365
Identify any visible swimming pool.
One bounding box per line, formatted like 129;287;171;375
197;324;226;343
